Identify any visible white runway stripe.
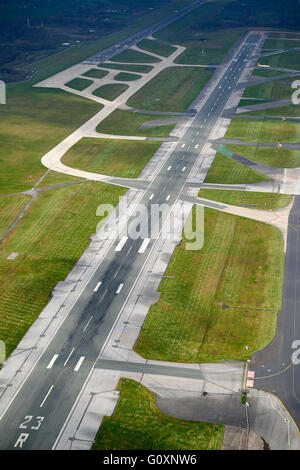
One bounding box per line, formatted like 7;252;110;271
115;237;128;252
138;238;150;254
46;354;58;370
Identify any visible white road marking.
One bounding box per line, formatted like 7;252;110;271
182;167;186;172
99;288;108;302
74;356;85;372
83;316;93;332
138;238;150;254
181;144;185;148
195;144;198;149
113;266;121;278
46;354;58;370
166;195;170;201
115;236;128;252
167;166;172;171
64;348;75;366
125;245;133;256
93;282;102;292
149;193;154;200
116;283;124;294
40;385;54;408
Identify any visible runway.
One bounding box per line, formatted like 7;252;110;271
0;32;262;449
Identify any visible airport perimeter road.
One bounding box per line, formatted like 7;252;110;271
0;33;262;450
83;0;205;65
251;195;300;429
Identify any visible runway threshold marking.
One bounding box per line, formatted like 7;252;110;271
138;238;150;254
115;236;128;252
46;354;58;370
74;356;85;372
116;283;124;294
93;282;102;292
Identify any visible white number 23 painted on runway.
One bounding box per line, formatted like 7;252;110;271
19;415;45;430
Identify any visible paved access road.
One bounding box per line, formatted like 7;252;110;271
0;31;261;449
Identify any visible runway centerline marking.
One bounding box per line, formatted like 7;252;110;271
46;354;58;370
40;385;54;408
64;348;75;367
83;316;93;332
74;357;85;372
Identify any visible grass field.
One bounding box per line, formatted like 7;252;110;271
262;51;300;70
263;38;300;50
127;67;213;112
92;83;129;101
242;104;300;118
225;118;300;143
0;181;126;356
243;81;292;100
62;138;161;178
100;63;153;73
114;72;142;81
252;68;287;78
137;39;176;57
0;196;31;237
198;189;292;210
205;153;270;184
81;69;109;79
92;378;224;450
238;99;271;107
173;28;244;65
135;207;283;363
65;77;93;91
226;144;300;168
110;49;161;63
0;85;101;194
96;109;176;137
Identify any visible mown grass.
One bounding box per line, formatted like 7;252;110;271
198;189;292;210
205;153;270;184
225;118;300;143
243;81;292;100
127;66;213;112
0;85;101;194
114;72;142;81
242;104;300;118
0;196;31;237
263;38;300;50
226;144;300;168
137;39;176;57
96;109;176;137
26;0;190;84
135;207;284;363
252;68;287;78
100;63;153;73
92;378;224;450
81;68;109;79
65;77;93;91
0;181;126;356
173;28;244;65
92;83;128;101
110;49;161;63
37;171;84;188
238;99;271;108
62;138;161;178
